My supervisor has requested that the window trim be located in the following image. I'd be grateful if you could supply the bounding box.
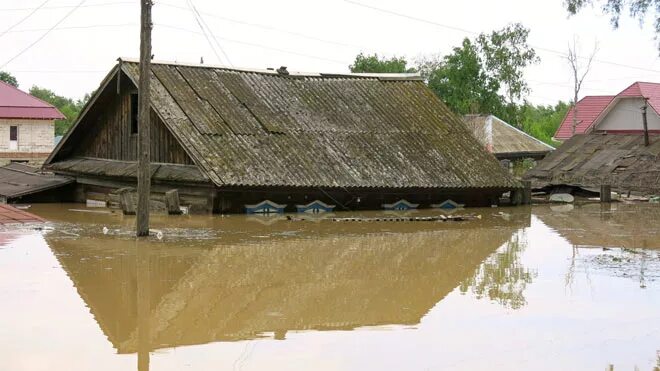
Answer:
[9,125,18,142]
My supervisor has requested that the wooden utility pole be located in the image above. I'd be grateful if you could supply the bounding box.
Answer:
[137,0,152,237]
[642,99,650,147]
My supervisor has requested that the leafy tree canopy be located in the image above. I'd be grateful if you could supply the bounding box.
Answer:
[29,86,91,136]
[477,23,539,104]
[425,38,505,118]
[349,53,412,73]
[520,101,569,146]
[0,71,18,87]
[421,23,539,125]
[565,0,660,50]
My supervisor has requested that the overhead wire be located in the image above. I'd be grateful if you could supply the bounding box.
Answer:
[4,23,137,34]
[342,0,660,74]
[0,1,132,11]
[0,0,50,39]
[157,1,365,50]
[187,0,234,66]
[185,0,226,64]
[1,0,87,69]
[155,23,346,65]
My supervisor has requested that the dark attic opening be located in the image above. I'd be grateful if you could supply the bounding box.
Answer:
[130,93,139,135]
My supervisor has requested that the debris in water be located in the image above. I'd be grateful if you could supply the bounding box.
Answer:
[69,209,113,214]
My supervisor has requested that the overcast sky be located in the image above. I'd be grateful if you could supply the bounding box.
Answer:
[1,0,659,105]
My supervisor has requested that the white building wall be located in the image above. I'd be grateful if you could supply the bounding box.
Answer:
[0,119,54,153]
[596,97,660,131]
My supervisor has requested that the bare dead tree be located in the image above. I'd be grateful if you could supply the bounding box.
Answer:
[567,38,598,136]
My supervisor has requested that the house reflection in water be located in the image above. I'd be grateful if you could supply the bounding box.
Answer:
[43,210,531,369]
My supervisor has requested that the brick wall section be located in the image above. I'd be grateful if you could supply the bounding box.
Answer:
[0,119,54,153]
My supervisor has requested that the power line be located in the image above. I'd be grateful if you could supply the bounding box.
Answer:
[185,0,225,64]
[186,0,233,66]
[0,0,50,39]
[342,0,660,74]
[1,0,87,69]
[0,1,132,11]
[4,23,137,34]
[157,1,365,50]
[155,23,347,65]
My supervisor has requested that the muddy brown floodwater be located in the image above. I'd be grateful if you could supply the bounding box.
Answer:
[1,203,659,371]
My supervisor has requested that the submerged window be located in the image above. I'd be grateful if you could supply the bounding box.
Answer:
[9,126,17,141]
[130,93,139,134]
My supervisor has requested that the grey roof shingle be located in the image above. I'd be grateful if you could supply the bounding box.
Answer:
[525,133,660,194]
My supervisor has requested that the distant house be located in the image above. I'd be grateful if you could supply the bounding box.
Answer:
[463,114,554,161]
[44,58,521,213]
[0,81,64,165]
[528,82,660,195]
[554,82,660,141]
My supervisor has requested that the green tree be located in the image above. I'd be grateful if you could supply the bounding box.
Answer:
[420,24,538,126]
[0,71,18,87]
[520,101,569,146]
[425,39,505,117]
[566,0,660,50]
[29,86,91,135]
[477,23,539,105]
[349,53,412,73]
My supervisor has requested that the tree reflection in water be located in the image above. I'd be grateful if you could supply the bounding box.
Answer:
[458,231,537,309]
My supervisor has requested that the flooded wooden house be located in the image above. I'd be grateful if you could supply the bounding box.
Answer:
[527,82,660,195]
[525,133,660,195]
[45,59,521,213]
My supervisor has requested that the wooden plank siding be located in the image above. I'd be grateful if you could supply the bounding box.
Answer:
[68,74,193,165]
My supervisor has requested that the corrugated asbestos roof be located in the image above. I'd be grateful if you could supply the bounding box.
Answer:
[0,164,73,199]
[0,81,65,120]
[524,133,660,194]
[463,115,553,157]
[113,60,518,189]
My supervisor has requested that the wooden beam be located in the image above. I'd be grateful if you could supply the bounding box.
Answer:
[119,188,136,215]
[137,0,153,236]
[165,189,182,215]
[600,184,612,203]
[642,99,650,147]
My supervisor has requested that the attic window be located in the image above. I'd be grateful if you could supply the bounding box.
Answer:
[130,93,138,134]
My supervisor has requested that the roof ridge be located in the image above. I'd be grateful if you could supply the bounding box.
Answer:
[117,57,423,81]
[489,115,555,150]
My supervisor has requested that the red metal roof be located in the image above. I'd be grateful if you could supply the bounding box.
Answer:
[555,81,660,140]
[617,81,660,114]
[554,95,614,140]
[0,80,65,120]
[0,204,45,225]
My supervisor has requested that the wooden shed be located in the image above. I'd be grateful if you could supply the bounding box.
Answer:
[45,59,521,213]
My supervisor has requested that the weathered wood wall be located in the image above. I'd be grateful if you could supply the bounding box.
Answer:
[67,73,193,165]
